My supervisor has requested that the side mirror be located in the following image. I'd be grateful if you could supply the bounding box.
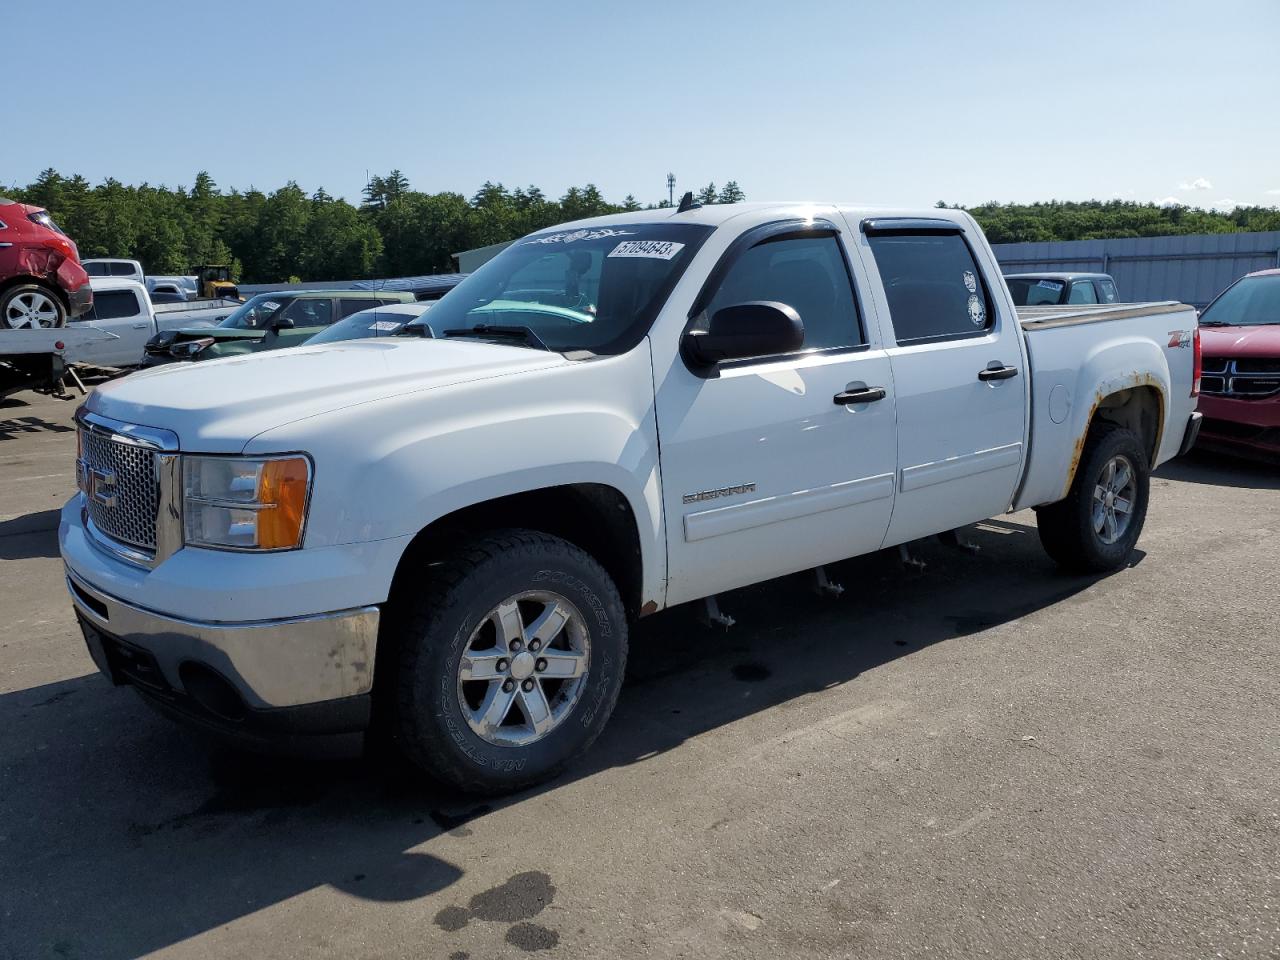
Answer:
[683,301,803,366]
[271,316,295,331]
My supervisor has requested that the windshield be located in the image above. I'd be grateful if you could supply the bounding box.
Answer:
[306,306,430,345]
[424,222,714,354]
[219,294,297,329]
[1199,275,1280,327]
[1005,277,1065,306]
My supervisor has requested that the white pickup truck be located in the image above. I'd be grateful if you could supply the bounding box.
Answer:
[60,203,1203,793]
[64,278,240,368]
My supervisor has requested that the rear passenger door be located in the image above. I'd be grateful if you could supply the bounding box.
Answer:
[851,218,1027,546]
[68,288,150,367]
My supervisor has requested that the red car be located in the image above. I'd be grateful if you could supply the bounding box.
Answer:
[0,197,92,329]
[1195,268,1280,461]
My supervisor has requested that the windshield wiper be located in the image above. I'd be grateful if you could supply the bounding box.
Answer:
[442,323,552,351]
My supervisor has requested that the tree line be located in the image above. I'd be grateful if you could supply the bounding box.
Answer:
[5,167,1278,283]
[3,169,746,284]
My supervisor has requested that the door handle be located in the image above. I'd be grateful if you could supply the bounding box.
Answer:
[132,323,148,329]
[833,383,887,405]
[978,363,1019,382]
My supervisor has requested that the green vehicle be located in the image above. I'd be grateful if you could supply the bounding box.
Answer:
[141,289,417,365]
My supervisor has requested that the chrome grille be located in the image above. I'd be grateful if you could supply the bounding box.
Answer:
[79,427,158,551]
[1200,358,1280,399]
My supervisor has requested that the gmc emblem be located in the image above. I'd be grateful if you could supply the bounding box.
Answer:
[88,468,118,508]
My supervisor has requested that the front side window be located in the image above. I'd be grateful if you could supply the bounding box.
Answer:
[1068,280,1099,305]
[703,233,863,352]
[281,298,333,327]
[1199,275,1280,327]
[1006,277,1065,306]
[866,232,995,344]
[79,290,139,321]
[424,222,714,354]
[219,295,297,329]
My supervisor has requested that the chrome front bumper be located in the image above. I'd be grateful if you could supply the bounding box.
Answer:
[66,568,378,713]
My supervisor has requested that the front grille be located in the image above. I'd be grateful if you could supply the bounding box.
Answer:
[79,426,159,551]
[1200,358,1280,399]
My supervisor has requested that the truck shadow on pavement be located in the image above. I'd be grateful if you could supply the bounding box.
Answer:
[0,509,62,560]
[0,518,1123,960]
[1155,452,1279,491]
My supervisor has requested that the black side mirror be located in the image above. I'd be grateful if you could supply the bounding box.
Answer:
[271,316,295,331]
[683,301,803,366]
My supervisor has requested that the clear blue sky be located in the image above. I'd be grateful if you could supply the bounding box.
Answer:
[4,0,1278,210]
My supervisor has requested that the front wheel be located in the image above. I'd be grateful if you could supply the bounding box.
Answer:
[391,530,627,794]
[1,283,67,329]
[1036,423,1150,573]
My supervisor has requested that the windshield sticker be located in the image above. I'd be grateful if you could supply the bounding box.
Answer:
[967,295,986,327]
[524,227,635,246]
[1037,280,1064,291]
[607,240,686,260]
[262,300,281,310]
[963,270,977,293]
[370,320,401,332]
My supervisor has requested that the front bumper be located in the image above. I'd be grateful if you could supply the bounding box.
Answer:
[1195,392,1280,460]
[67,568,378,737]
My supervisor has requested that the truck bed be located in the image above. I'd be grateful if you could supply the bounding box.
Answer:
[1017,301,1188,330]
[1014,300,1199,511]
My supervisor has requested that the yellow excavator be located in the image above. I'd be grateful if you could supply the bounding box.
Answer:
[191,265,241,301]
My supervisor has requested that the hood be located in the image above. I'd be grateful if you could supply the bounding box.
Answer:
[86,338,568,452]
[1200,324,1280,358]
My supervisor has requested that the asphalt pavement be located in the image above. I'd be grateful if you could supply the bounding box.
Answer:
[1,387,1277,960]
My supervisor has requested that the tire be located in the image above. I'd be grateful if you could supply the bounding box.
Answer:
[391,529,628,794]
[1036,422,1150,573]
[1,283,67,330]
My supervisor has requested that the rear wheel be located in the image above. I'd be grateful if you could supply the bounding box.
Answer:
[1,283,66,329]
[1036,423,1150,573]
[391,530,627,794]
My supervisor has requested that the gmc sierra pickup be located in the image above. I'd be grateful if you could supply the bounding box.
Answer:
[61,203,1203,793]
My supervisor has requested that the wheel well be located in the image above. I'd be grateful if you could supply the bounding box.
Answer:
[0,275,67,308]
[388,483,645,621]
[1093,385,1162,464]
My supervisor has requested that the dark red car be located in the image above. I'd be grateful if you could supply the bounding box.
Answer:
[1195,268,1280,461]
[0,198,92,329]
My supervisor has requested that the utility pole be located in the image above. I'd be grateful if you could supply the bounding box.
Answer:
[667,173,676,207]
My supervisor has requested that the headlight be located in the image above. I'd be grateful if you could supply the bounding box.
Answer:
[170,337,215,358]
[183,455,311,550]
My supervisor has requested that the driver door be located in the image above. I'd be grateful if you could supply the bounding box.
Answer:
[654,222,899,606]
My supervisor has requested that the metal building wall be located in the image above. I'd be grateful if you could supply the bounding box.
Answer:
[992,231,1280,308]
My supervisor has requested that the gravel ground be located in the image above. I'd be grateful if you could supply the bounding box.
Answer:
[1,388,1276,960]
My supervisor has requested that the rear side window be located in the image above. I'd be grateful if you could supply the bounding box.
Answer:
[1098,279,1118,303]
[108,262,137,277]
[84,262,110,277]
[81,290,140,321]
[1067,281,1099,305]
[705,234,864,351]
[338,298,384,318]
[866,233,994,344]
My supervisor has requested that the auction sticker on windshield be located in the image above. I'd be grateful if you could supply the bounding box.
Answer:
[607,240,686,260]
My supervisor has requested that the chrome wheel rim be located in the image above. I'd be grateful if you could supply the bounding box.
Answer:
[4,290,60,329]
[1091,454,1136,545]
[456,590,591,747]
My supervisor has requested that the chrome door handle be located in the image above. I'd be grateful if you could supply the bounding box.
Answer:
[978,364,1019,382]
